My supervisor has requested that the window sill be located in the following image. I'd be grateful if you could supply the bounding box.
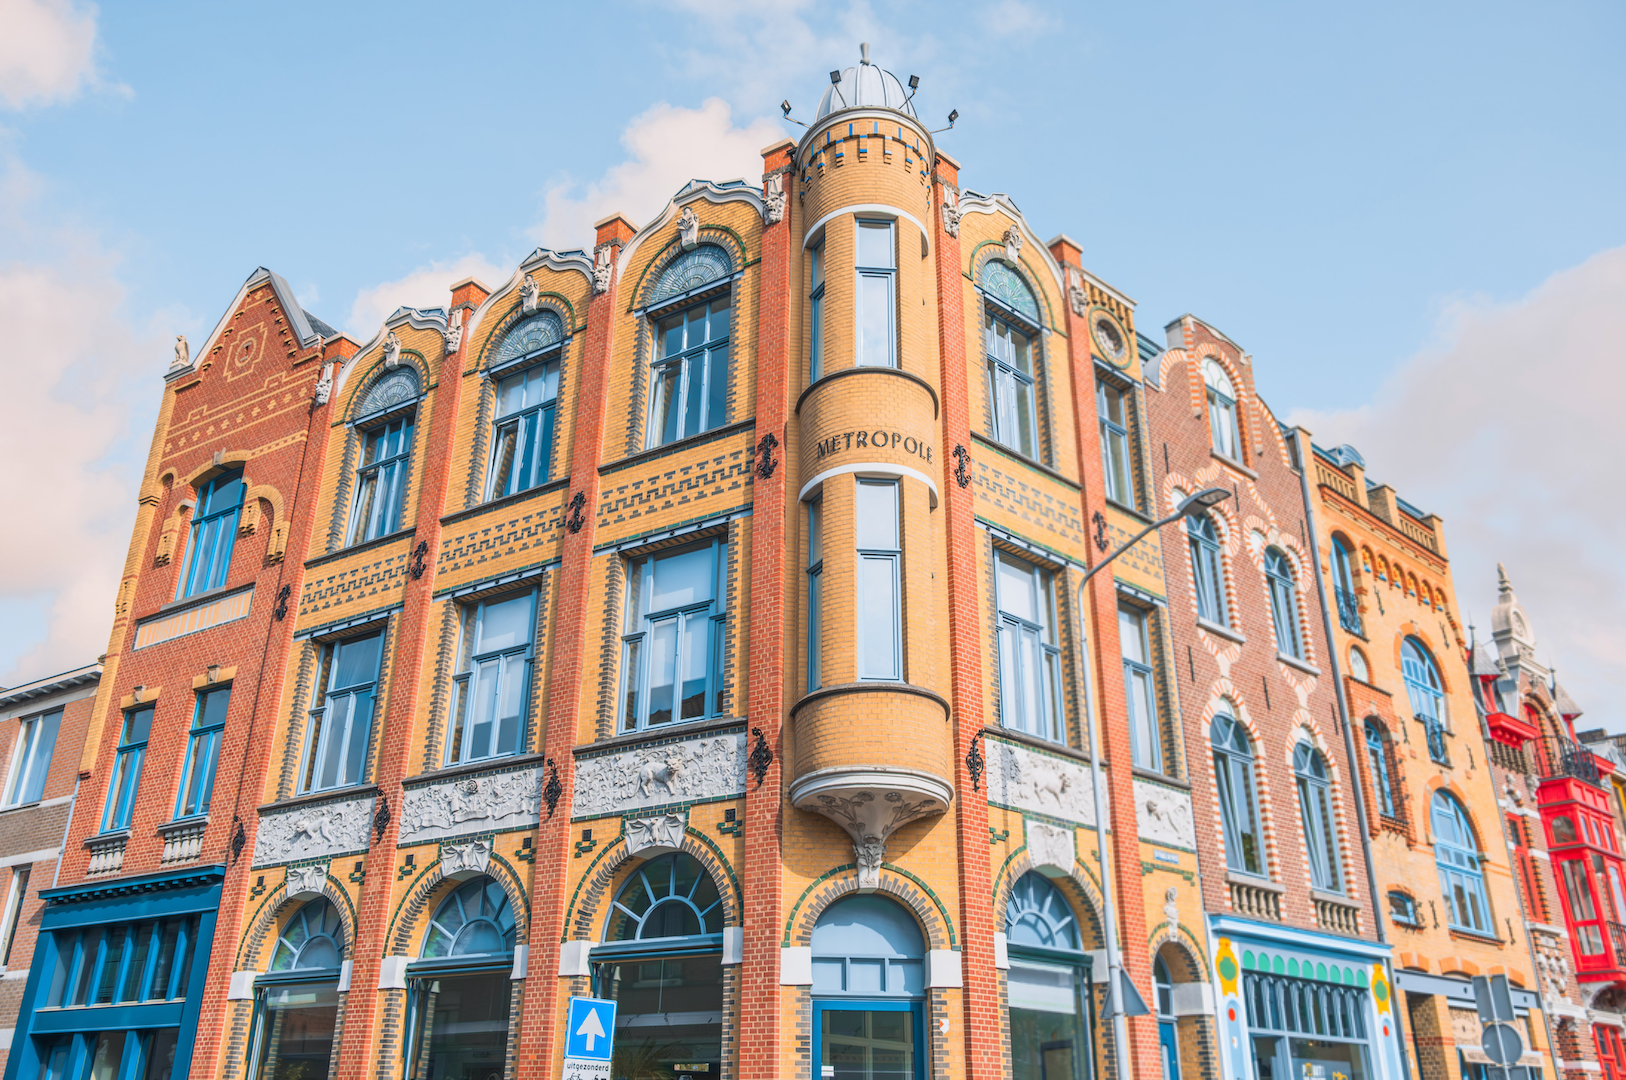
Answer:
[1210,452,1258,480]
[1276,653,1321,677]
[259,783,380,815]
[1131,766,1190,791]
[1196,618,1245,645]
[599,417,756,477]
[1447,926,1504,946]
[969,432,1081,490]
[982,725,1090,765]
[157,815,208,836]
[147,581,254,620]
[1225,870,1282,892]
[85,829,130,849]
[305,526,416,570]
[405,752,547,787]
[574,715,747,757]
[1311,888,1352,905]
[440,478,570,528]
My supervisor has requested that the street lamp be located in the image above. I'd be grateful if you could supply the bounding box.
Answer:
[1078,486,1229,1078]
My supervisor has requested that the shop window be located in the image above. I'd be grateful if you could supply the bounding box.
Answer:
[595,854,725,1078]
[812,895,926,1080]
[447,592,535,765]
[175,687,229,820]
[1203,360,1241,461]
[1187,515,1227,627]
[1006,873,1093,1080]
[408,878,516,1080]
[1294,744,1343,893]
[857,480,901,681]
[1213,714,1265,877]
[1097,379,1134,508]
[987,310,1037,457]
[1432,792,1492,934]
[251,899,344,1080]
[299,631,383,794]
[486,359,560,500]
[48,914,199,1007]
[1364,720,1397,820]
[4,706,61,806]
[1265,549,1303,660]
[648,294,731,447]
[101,705,153,833]
[995,552,1063,743]
[178,469,244,599]
[349,411,415,546]
[620,538,729,732]
[856,220,896,368]
[1120,605,1163,772]
[1244,971,1372,1078]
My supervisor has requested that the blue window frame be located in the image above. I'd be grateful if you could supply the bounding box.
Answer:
[996,551,1063,743]
[175,687,229,819]
[251,899,345,1080]
[619,539,730,732]
[857,480,902,681]
[1331,537,1363,636]
[809,243,825,381]
[402,879,515,1080]
[1403,637,1449,764]
[486,360,560,500]
[648,295,730,448]
[4,707,61,806]
[101,706,153,833]
[1213,714,1264,876]
[1005,873,1094,1080]
[299,631,383,794]
[1187,515,1227,627]
[1097,378,1133,507]
[812,895,926,1080]
[1294,743,1343,893]
[1364,720,1397,820]
[856,219,896,368]
[807,499,823,691]
[177,469,244,599]
[1265,548,1303,659]
[1120,605,1163,771]
[447,592,535,765]
[349,415,415,545]
[1433,791,1493,933]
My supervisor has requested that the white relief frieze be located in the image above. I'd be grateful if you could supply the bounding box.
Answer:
[253,795,375,868]
[573,733,746,819]
[985,740,1096,826]
[1134,778,1196,850]
[400,767,544,845]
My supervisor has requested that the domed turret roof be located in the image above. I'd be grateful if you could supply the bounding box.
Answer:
[816,43,916,119]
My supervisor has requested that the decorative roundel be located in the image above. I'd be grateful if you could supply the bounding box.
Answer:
[1092,314,1128,362]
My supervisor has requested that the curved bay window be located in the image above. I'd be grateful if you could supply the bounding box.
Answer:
[1293,744,1342,893]
[1431,792,1492,935]
[594,853,725,1078]
[299,630,383,794]
[1005,873,1094,1080]
[407,877,516,1080]
[996,551,1063,743]
[1213,714,1265,876]
[178,468,244,599]
[812,895,926,1080]
[251,899,344,1080]
[447,591,535,765]
[1265,549,1303,660]
[1203,359,1240,461]
[1245,969,1373,1079]
[620,538,729,732]
[1187,515,1227,627]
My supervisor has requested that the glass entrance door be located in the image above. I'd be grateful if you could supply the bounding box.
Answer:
[814,1001,923,1080]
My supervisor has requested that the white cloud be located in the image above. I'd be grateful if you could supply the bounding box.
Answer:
[0,0,102,110]
[1291,246,1626,729]
[346,253,506,339]
[980,0,1055,37]
[530,98,785,252]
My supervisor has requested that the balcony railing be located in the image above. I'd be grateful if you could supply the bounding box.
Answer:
[1314,895,1362,936]
[1424,718,1450,766]
[1229,876,1283,922]
[1610,921,1626,965]
[1534,736,1602,786]
[1335,587,1363,637]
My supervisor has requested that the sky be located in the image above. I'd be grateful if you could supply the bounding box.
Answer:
[0,0,1622,723]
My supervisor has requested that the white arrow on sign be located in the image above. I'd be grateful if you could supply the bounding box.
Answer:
[576,1006,607,1051]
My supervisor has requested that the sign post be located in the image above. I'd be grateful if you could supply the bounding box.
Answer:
[562,996,617,1080]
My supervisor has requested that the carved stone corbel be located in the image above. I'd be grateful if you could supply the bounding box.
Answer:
[1003,227,1024,265]
[679,205,700,250]
[762,173,786,225]
[940,190,961,238]
[592,247,613,295]
[285,862,329,899]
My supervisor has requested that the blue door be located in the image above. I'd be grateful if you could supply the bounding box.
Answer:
[1159,1021,1181,1080]
[810,896,929,1080]
[813,1000,925,1080]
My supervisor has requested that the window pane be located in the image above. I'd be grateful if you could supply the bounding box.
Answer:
[810,292,824,380]
[647,620,678,726]
[408,973,511,1080]
[708,298,730,340]
[600,955,723,1077]
[857,221,894,268]
[658,315,684,359]
[651,547,715,611]
[859,273,893,367]
[682,348,706,437]
[197,688,230,729]
[705,345,729,431]
[996,555,1036,622]
[478,595,532,653]
[332,634,382,690]
[254,983,340,1080]
[1014,383,1036,457]
[860,556,899,680]
[621,639,642,731]
[651,363,681,446]
[1118,608,1147,665]
[855,482,898,550]
[496,653,526,755]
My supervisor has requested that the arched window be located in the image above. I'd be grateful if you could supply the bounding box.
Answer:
[1402,637,1445,726]
[486,312,563,501]
[983,260,1040,460]
[348,369,419,546]
[1331,536,1362,635]
[407,877,516,1079]
[1212,715,1264,876]
[1432,792,1492,934]
[178,469,245,599]
[1005,873,1092,1080]
[1187,515,1228,626]
[647,247,732,448]
[1154,951,1183,1079]
[1294,744,1342,893]
[595,854,726,1076]
[1364,720,1397,820]
[251,899,344,1080]
[1265,549,1303,660]
[812,895,926,1080]
[1203,359,1240,460]
[1347,645,1369,684]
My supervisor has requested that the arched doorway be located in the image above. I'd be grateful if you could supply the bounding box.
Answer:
[1005,872,1094,1080]
[405,876,516,1078]
[249,897,345,1079]
[812,895,927,1080]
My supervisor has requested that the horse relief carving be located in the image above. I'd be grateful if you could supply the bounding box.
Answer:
[253,796,375,868]
[985,741,1095,826]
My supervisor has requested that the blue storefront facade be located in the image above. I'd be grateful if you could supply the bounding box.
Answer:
[2,867,221,1080]
[1209,916,1405,1080]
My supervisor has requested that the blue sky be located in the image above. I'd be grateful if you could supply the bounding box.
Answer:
[2,0,1623,720]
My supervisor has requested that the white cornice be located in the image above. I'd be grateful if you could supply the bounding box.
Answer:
[616,180,765,277]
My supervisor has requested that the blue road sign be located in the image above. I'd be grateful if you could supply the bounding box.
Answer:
[565,997,617,1062]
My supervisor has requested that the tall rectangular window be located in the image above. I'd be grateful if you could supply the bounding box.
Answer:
[987,313,1037,457]
[807,501,823,691]
[620,539,729,732]
[102,705,153,832]
[3,707,61,806]
[1187,516,1228,626]
[648,297,730,448]
[486,361,559,500]
[300,632,383,793]
[809,245,825,382]
[1096,379,1134,508]
[856,220,896,368]
[350,416,415,545]
[856,480,901,680]
[1119,606,1162,772]
[448,592,535,764]
[0,867,26,969]
[995,552,1063,742]
[178,469,244,599]
[175,687,229,819]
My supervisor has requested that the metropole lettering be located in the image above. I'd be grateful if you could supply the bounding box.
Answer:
[814,428,934,464]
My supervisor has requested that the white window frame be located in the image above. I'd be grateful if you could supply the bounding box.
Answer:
[855,220,896,368]
[3,708,61,807]
[1120,604,1163,772]
[855,479,902,681]
[447,591,537,765]
[995,552,1064,743]
[1096,377,1134,508]
[619,538,730,733]
[1203,359,1241,461]
[299,631,384,794]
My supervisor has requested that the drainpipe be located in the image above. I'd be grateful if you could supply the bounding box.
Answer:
[1293,428,1413,1080]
